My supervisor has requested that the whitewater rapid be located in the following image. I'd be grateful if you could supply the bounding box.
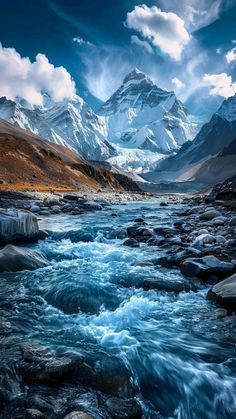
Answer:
[1,200,236,418]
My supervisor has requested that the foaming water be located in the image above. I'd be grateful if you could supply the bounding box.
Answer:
[1,200,236,418]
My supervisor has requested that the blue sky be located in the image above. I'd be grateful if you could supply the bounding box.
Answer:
[0,0,236,116]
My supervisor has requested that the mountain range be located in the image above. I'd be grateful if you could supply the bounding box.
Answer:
[0,69,198,173]
[143,94,236,186]
[0,68,235,190]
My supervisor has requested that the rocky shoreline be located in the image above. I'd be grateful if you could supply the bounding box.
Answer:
[0,186,236,418]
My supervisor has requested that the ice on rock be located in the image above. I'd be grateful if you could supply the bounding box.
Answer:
[0,208,39,243]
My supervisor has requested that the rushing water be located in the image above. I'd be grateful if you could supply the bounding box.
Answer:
[1,200,236,418]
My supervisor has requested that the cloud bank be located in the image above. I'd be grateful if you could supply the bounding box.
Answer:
[0,43,75,105]
[126,5,190,60]
[203,73,236,97]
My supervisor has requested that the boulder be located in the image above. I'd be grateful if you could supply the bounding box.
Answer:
[199,210,221,220]
[127,225,153,242]
[19,343,81,386]
[0,245,49,272]
[30,205,41,213]
[0,208,39,244]
[193,234,215,246]
[160,202,168,207]
[44,197,60,207]
[229,216,236,227]
[25,409,48,419]
[104,396,142,419]
[64,413,93,419]
[207,274,236,309]
[180,255,234,280]
[141,278,192,293]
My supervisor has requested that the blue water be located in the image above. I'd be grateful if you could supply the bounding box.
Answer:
[1,200,236,418]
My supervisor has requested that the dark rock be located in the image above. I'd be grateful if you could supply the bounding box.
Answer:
[127,225,153,242]
[207,273,236,309]
[19,343,82,386]
[0,245,49,272]
[180,256,234,280]
[160,202,168,207]
[64,412,93,419]
[123,238,140,247]
[134,218,145,223]
[24,409,48,419]
[104,396,142,419]
[141,278,192,293]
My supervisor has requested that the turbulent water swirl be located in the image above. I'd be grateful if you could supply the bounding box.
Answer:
[1,200,236,418]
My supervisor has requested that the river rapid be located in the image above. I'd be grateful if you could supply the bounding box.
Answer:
[1,199,236,419]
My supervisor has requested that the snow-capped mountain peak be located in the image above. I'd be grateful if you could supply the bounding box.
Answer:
[216,94,236,122]
[97,68,197,169]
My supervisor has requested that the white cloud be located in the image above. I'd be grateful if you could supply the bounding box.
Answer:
[216,47,222,55]
[131,35,153,54]
[0,43,75,105]
[126,5,190,60]
[203,73,236,98]
[172,77,185,90]
[226,47,236,63]
[73,37,93,47]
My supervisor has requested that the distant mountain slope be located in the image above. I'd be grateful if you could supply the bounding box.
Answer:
[0,95,115,161]
[0,118,139,192]
[143,94,236,185]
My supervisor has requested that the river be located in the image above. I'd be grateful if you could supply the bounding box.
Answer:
[1,199,236,418]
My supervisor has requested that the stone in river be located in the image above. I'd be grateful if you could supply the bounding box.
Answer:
[141,277,192,293]
[180,255,234,280]
[0,245,49,272]
[0,208,39,244]
[229,216,236,227]
[64,412,93,419]
[207,273,236,309]
[104,396,142,419]
[199,210,221,220]
[123,238,140,247]
[25,409,48,419]
[193,233,215,246]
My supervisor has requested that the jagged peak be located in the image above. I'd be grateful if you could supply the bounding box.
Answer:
[123,68,148,84]
[216,93,236,122]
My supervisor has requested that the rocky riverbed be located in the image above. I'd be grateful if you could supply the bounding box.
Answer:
[0,190,236,418]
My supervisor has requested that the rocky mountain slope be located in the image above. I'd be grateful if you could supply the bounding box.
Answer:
[0,95,114,161]
[0,118,139,192]
[143,94,236,185]
[98,68,198,172]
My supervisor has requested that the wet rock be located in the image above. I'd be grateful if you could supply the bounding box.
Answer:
[104,396,142,419]
[193,234,215,246]
[64,412,93,419]
[199,209,221,221]
[75,355,135,398]
[180,255,234,280]
[160,202,168,207]
[215,235,226,244]
[20,343,82,386]
[30,205,41,213]
[207,273,236,309]
[226,239,236,247]
[213,217,226,226]
[0,208,39,244]
[25,408,48,419]
[134,217,145,223]
[141,278,192,293]
[229,216,236,226]
[123,239,140,247]
[127,225,153,242]
[0,245,49,272]
[44,197,60,207]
